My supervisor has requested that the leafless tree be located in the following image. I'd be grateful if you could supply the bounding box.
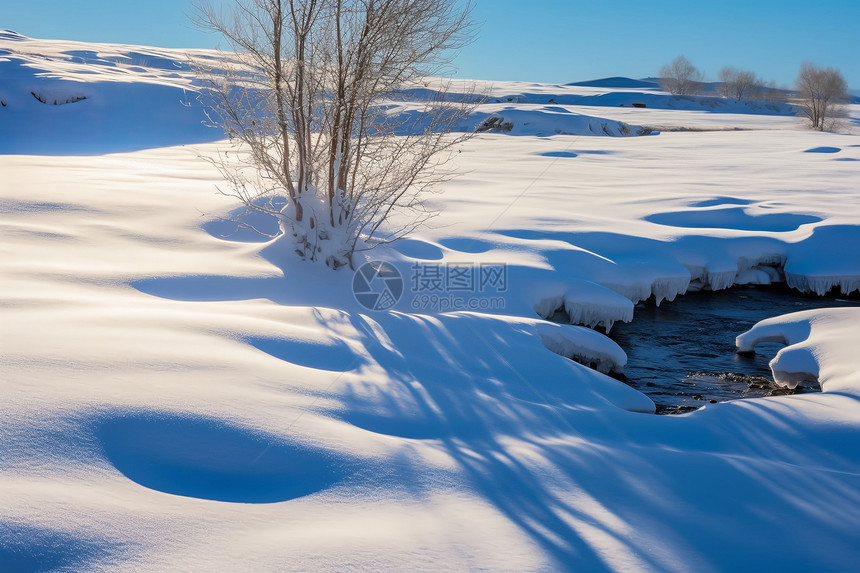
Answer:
[795,62,847,131]
[658,55,704,96]
[749,79,787,103]
[718,67,758,101]
[193,0,478,269]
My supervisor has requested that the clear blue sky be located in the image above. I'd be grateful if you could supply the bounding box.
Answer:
[2,0,858,88]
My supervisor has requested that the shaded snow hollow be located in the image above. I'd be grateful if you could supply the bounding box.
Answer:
[3,32,860,573]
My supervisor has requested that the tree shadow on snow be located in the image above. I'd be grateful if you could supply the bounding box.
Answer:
[130,219,860,569]
[327,311,681,570]
[338,313,860,570]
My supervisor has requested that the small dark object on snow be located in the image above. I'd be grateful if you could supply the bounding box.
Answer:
[476,115,514,133]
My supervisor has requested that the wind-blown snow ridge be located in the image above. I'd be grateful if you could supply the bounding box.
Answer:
[0,30,25,41]
[535,321,627,374]
[0,34,221,154]
[473,107,653,137]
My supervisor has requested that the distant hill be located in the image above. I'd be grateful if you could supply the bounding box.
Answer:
[566,77,660,89]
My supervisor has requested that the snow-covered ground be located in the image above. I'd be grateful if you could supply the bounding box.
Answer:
[3,33,860,572]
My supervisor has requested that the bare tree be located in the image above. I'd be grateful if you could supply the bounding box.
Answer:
[658,55,704,96]
[718,66,758,101]
[749,79,787,103]
[193,0,478,269]
[795,62,848,131]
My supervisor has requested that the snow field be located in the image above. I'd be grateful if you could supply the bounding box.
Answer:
[2,33,860,571]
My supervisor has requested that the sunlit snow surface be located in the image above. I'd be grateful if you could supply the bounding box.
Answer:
[3,32,860,571]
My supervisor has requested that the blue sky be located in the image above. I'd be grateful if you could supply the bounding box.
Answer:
[3,0,858,88]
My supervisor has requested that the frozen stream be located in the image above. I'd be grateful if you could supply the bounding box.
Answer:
[606,285,860,415]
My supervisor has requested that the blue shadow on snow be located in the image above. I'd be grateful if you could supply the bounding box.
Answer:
[96,412,354,503]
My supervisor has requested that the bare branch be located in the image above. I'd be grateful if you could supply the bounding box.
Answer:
[795,62,848,131]
[193,0,480,269]
[659,55,704,96]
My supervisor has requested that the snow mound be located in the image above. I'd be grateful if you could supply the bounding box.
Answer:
[437,237,497,254]
[535,322,626,373]
[393,238,445,260]
[0,30,25,41]
[0,34,220,154]
[737,308,860,393]
[203,199,285,243]
[473,108,652,137]
[691,197,753,208]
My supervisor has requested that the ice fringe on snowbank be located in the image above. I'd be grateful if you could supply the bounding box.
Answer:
[785,274,860,296]
[530,254,792,333]
[603,274,690,306]
[527,237,857,341]
[706,268,740,292]
[648,276,691,305]
[532,279,634,331]
[684,252,786,292]
[535,322,627,373]
[784,225,860,296]
[737,308,860,392]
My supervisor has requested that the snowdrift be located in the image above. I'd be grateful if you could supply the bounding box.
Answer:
[0,33,661,155]
[473,106,653,137]
[738,308,860,393]
[488,87,794,117]
[0,32,221,154]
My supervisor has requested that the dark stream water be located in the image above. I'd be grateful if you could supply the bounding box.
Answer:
[604,285,860,415]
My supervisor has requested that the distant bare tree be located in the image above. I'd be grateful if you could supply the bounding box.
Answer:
[718,67,758,101]
[795,62,847,131]
[193,0,478,269]
[659,55,704,96]
[749,79,787,103]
